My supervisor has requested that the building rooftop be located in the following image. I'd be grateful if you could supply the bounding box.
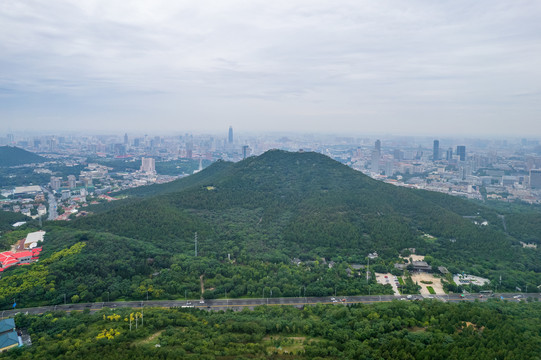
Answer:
[0,318,15,333]
[24,230,46,248]
[0,330,19,351]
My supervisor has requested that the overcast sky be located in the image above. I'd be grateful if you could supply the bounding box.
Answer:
[1,1,540,136]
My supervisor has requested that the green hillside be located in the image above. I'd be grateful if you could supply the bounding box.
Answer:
[1,150,539,308]
[75,150,520,262]
[0,146,46,167]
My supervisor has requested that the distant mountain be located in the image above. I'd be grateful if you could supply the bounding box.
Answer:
[0,146,46,167]
[74,150,526,265]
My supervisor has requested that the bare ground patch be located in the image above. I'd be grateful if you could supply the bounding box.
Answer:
[411,273,445,295]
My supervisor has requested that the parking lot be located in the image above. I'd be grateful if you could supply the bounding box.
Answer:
[375,273,400,295]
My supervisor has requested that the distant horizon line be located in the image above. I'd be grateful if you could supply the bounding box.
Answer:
[2,129,540,141]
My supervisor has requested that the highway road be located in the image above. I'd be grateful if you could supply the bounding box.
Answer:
[2,293,540,319]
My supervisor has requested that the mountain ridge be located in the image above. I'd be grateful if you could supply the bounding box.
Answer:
[0,146,46,167]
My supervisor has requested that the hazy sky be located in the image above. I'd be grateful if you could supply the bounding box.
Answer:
[1,1,541,136]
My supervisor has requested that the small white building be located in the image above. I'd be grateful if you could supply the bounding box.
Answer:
[24,230,46,249]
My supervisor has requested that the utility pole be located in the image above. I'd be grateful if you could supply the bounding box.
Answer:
[194,232,198,257]
[367,257,370,283]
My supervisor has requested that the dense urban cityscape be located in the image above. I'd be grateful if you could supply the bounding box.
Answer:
[2,128,541,224]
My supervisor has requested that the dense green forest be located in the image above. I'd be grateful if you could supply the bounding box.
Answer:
[5,300,541,359]
[0,146,46,167]
[0,210,29,233]
[0,150,540,308]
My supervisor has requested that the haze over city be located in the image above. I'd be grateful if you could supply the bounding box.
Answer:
[2,0,541,136]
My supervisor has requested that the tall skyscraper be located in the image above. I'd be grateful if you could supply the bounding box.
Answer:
[530,169,541,188]
[124,133,128,145]
[228,126,234,144]
[446,148,453,161]
[456,146,466,161]
[140,157,156,174]
[371,150,380,174]
[372,140,381,174]
[433,140,439,161]
[186,141,193,159]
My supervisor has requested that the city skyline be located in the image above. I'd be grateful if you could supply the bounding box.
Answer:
[1,1,541,136]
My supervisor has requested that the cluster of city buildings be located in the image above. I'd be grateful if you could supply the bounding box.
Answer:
[347,138,541,204]
[2,130,541,207]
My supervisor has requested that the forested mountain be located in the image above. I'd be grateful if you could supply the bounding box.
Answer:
[0,146,46,167]
[1,150,539,307]
[76,150,530,264]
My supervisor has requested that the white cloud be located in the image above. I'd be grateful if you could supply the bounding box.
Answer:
[1,0,541,135]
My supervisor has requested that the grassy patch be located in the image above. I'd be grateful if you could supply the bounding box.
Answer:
[427,286,436,294]
[398,277,405,286]
[263,336,313,355]
[135,330,164,346]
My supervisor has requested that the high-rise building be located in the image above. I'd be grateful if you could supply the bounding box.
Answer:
[456,146,466,161]
[140,157,156,174]
[384,160,394,176]
[242,145,251,159]
[530,169,541,188]
[80,176,92,187]
[67,175,76,189]
[124,133,128,145]
[446,148,453,161]
[228,126,234,144]
[433,140,439,161]
[371,150,380,174]
[186,141,193,159]
[371,140,381,174]
[50,176,62,191]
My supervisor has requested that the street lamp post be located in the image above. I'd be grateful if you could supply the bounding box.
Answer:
[64,293,66,305]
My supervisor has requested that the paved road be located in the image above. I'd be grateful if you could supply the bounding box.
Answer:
[2,293,539,318]
[43,187,58,220]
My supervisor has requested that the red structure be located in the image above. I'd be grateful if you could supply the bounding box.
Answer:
[0,247,42,272]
